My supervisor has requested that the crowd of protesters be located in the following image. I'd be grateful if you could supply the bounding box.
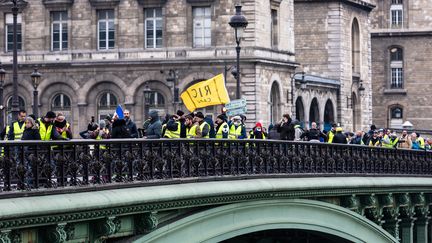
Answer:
[1,108,430,151]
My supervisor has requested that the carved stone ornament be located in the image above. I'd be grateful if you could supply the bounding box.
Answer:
[88,0,120,8]
[341,194,360,214]
[0,0,28,12]
[42,0,74,9]
[44,223,74,243]
[95,216,121,238]
[135,212,158,234]
[185,0,214,4]
[0,230,20,243]
[137,0,167,7]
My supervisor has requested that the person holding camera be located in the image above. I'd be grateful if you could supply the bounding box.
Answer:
[164,113,185,138]
[79,116,98,139]
[275,114,295,141]
[397,130,412,149]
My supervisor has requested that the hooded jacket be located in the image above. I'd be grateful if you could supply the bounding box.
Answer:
[145,110,162,139]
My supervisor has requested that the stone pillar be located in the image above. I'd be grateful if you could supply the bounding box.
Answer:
[415,218,429,243]
[400,220,414,243]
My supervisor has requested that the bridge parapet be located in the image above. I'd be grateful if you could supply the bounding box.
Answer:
[0,139,430,194]
[0,139,432,242]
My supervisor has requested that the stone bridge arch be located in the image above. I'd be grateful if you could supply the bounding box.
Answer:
[136,199,396,243]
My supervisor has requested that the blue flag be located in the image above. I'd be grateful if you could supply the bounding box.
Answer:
[115,104,124,119]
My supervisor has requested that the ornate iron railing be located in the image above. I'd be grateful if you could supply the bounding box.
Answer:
[0,139,431,195]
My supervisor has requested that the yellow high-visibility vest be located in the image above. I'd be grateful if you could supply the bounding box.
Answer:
[60,123,70,139]
[164,122,181,138]
[186,125,198,139]
[12,121,25,140]
[38,118,53,141]
[216,122,228,139]
[199,121,210,139]
[229,124,244,139]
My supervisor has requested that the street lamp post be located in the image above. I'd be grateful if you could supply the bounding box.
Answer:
[143,84,152,120]
[31,68,42,118]
[11,0,19,121]
[0,64,5,130]
[229,4,248,99]
[166,69,179,110]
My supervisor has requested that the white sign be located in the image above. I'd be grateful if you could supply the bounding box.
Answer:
[225,98,247,110]
[226,107,247,116]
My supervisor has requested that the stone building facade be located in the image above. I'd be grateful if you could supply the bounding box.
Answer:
[293,0,374,132]
[370,0,432,130]
[0,0,297,136]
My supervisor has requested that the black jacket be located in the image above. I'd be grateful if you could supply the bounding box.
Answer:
[332,132,347,144]
[300,128,326,141]
[125,118,138,138]
[111,119,131,138]
[21,128,41,140]
[276,120,295,140]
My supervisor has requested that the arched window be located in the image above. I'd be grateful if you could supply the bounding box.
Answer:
[390,0,403,28]
[144,90,166,121]
[270,82,281,124]
[389,106,403,128]
[149,91,165,109]
[390,47,403,89]
[295,97,305,127]
[309,98,320,128]
[391,107,403,119]
[324,100,334,132]
[98,92,118,121]
[51,93,72,122]
[351,18,360,75]
[6,96,25,125]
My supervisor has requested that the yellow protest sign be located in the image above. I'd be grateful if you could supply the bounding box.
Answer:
[180,74,230,112]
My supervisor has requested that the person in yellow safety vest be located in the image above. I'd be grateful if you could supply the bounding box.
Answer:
[2,125,10,141]
[228,116,247,139]
[89,120,110,149]
[54,113,73,139]
[368,131,382,147]
[163,114,183,138]
[7,109,27,140]
[37,111,66,141]
[184,115,199,138]
[382,130,398,148]
[416,132,425,149]
[193,112,210,138]
[326,123,337,143]
[214,114,229,139]
[249,122,267,139]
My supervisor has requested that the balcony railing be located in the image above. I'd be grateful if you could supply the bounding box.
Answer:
[0,139,431,195]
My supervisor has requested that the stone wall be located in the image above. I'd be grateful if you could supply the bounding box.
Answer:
[294,0,373,131]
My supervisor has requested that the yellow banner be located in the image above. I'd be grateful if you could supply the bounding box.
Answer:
[180,74,230,112]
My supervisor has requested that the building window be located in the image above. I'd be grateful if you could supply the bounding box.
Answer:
[193,7,211,48]
[351,18,360,75]
[52,93,71,110]
[51,11,68,51]
[98,92,117,121]
[52,93,72,122]
[271,9,278,48]
[390,0,403,28]
[145,8,163,49]
[6,96,25,125]
[98,10,115,50]
[390,47,403,89]
[390,106,403,128]
[391,107,403,119]
[5,13,22,52]
[148,91,165,109]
